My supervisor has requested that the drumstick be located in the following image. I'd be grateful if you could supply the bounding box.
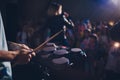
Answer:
[12,30,63,67]
[8,29,63,52]
[33,30,63,52]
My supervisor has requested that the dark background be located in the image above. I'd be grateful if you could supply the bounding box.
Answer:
[0,0,120,41]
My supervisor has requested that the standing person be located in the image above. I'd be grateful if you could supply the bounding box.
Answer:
[44,2,75,47]
[0,12,35,80]
[104,41,120,80]
[16,22,34,47]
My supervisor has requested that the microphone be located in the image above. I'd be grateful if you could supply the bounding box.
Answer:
[63,15,71,25]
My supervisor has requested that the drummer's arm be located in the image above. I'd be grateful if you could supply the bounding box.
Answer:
[0,50,19,61]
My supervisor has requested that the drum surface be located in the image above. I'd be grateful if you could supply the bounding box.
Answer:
[43,46,56,52]
[50,57,70,70]
[52,57,69,64]
[53,49,69,55]
[71,48,82,53]
[46,42,57,47]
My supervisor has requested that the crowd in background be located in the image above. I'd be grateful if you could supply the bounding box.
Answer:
[14,16,120,80]
[12,2,120,80]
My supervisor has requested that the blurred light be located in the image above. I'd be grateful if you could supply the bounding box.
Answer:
[111,0,119,5]
[114,42,120,48]
[109,21,114,26]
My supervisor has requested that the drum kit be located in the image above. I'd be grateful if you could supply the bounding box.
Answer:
[31,30,87,80]
[10,26,88,80]
[32,41,87,80]
[35,42,70,69]
[31,29,86,67]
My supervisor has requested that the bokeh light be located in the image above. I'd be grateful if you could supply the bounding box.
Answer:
[114,42,120,48]
[109,21,114,26]
[110,0,119,6]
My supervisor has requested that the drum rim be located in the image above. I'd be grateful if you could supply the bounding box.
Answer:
[52,57,69,64]
[71,48,82,52]
[53,49,69,55]
[42,46,56,52]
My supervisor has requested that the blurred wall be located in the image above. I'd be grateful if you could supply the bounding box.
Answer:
[18,0,50,24]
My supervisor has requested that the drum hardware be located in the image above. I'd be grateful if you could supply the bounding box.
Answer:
[57,45,69,50]
[66,48,87,69]
[71,48,87,57]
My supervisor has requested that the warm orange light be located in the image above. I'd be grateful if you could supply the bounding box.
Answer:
[109,21,114,26]
[114,42,120,48]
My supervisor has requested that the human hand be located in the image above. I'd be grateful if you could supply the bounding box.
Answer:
[8,41,30,50]
[63,12,69,17]
[14,49,35,65]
